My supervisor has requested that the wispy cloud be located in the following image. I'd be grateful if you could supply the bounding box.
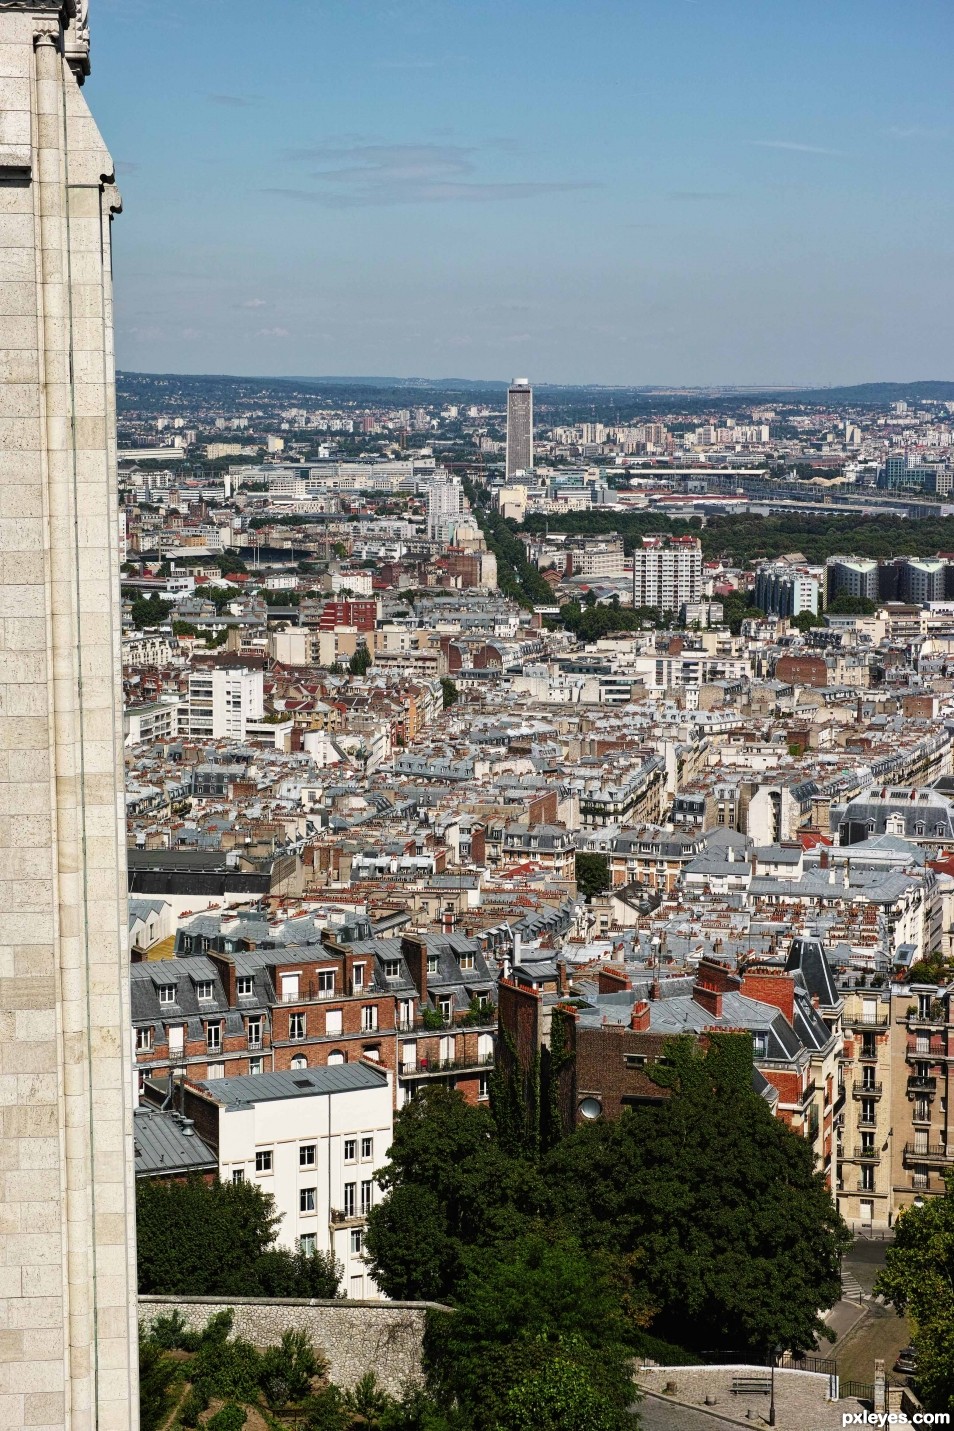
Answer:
[886,125,949,141]
[208,93,257,108]
[238,298,267,309]
[257,326,290,338]
[272,140,597,207]
[749,140,845,156]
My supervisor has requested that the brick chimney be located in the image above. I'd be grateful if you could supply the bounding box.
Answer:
[630,999,651,1031]
[693,981,723,1018]
[401,933,429,1002]
[598,965,632,994]
[741,966,795,1025]
[557,962,570,995]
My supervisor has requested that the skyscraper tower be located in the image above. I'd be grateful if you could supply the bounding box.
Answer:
[505,377,533,477]
[0,3,139,1426]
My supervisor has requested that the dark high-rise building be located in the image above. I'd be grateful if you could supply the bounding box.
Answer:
[506,378,533,477]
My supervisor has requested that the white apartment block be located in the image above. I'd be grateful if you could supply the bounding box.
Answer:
[187,667,265,740]
[632,536,703,611]
[426,475,465,539]
[199,1064,394,1299]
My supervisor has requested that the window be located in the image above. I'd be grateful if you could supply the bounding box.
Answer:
[255,1150,273,1174]
[383,960,401,979]
[318,970,335,999]
[343,1182,356,1217]
[289,1014,306,1041]
[135,1027,152,1053]
[360,1179,373,1214]
[246,1017,262,1049]
[206,1062,224,1080]
[361,1136,373,1160]
[478,1075,490,1101]
[196,981,215,1002]
[861,1165,874,1191]
[328,1050,345,1066]
[158,984,176,1006]
[352,964,365,991]
[232,1169,245,1184]
[426,955,439,974]
[350,1229,364,1255]
[299,1234,317,1256]
[361,1005,378,1033]
[344,1138,357,1162]
[325,1009,342,1036]
[248,1057,263,1075]
[291,1054,308,1071]
[752,1034,767,1059]
[206,1023,222,1052]
[460,952,475,970]
[168,1024,184,1055]
[281,973,300,1003]
[237,976,254,998]
[300,1144,316,1167]
[300,1187,316,1213]
[439,998,452,1023]
[398,1000,414,1030]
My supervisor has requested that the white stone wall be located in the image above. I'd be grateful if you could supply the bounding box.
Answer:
[0,4,137,1428]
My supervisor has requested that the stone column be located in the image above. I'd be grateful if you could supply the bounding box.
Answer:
[0,3,137,1428]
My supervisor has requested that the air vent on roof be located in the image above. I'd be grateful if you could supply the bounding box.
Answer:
[293,1078,313,1089]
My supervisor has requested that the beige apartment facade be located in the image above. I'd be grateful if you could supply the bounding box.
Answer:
[0,4,138,1428]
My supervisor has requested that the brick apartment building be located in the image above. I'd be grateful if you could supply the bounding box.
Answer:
[132,911,497,1108]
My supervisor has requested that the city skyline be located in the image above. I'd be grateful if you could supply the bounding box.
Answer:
[95,0,954,386]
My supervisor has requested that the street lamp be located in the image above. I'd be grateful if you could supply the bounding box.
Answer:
[769,1344,783,1427]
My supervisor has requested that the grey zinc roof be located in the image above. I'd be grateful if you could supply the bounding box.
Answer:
[197,1063,389,1109]
[133,1107,218,1176]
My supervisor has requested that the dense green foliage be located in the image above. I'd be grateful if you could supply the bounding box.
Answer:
[557,600,665,641]
[136,1176,342,1298]
[468,501,553,607]
[348,644,372,676]
[367,1059,849,1370]
[440,677,459,709]
[826,593,878,614]
[575,852,610,899]
[127,591,173,629]
[522,508,954,566]
[876,1173,954,1412]
[138,1330,179,1431]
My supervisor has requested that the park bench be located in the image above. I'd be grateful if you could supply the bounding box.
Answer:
[730,1374,772,1396]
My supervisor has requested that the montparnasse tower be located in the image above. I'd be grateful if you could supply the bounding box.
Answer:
[0,3,138,1427]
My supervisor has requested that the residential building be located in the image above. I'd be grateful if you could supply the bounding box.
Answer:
[632,535,703,612]
[186,666,265,739]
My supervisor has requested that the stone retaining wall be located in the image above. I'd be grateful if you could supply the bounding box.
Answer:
[139,1295,443,1395]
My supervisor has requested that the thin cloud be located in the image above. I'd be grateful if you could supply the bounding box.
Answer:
[238,298,267,309]
[272,141,596,207]
[749,140,845,155]
[886,125,949,141]
[257,326,290,338]
[208,93,258,108]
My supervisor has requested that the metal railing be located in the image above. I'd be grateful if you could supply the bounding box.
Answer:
[903,1142,954,1163]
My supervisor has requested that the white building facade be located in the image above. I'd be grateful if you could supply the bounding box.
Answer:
[187,667,265,740]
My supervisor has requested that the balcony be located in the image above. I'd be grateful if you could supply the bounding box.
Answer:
[852,1082,882,1099]
[851,1146,881,1162]
[905,1041,946,1063]
[857,1115,877,1128]
[858,1047,879,1063]
[903,1143,954,1166]
[907,1075,937,1094]
[399,1054,495,1079]
[844,1012,890,1029]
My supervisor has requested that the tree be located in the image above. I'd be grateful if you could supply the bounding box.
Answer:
[791,609,824,631]
[875,1173,954,1412]
[349,645,372,676]
[440,678,459,710]
[575,853,610,900]
[127,592,173,630]
[136,1177,342,1299]
[364,1088,543,1301]
[827,593,877,615]
[423,1235,636,1431]
[542,1035,850,1356]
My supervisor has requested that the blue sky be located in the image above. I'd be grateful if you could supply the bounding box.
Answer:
[95,0,954,386]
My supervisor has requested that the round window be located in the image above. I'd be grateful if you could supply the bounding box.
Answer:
[578,1097,603,1120]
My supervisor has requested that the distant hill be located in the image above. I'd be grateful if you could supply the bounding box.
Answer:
[116,371,954,414]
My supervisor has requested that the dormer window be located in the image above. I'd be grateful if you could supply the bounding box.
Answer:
[237,976,254,997]
[427,955,440,974]
[752,1033,767,1058]
[196,981,215,1002]
[383,960,401,979]
[158,985,176,1006]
